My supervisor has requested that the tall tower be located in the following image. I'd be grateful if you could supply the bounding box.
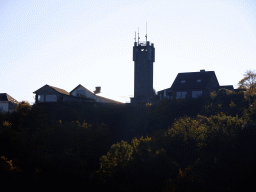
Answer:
[130,30,155,103]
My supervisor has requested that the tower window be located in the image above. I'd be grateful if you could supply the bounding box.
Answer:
[197,79,201,82]
[181,80,186,83]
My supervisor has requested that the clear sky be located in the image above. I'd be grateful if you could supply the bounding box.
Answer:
[1,0,256,104]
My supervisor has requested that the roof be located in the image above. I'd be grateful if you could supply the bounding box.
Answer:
[170,71,219,90]
[71,84,122,103]
[158,88,172,94]
[96,95,123,104]
[33,84,70,95]
[48,85,70,95]
[0,93,19,104]
[219,85,234,90]
[69,84,93,95]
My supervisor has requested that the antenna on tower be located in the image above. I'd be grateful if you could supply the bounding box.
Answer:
[145,22,147,42]
[134,31,136,42]
[138,27,140,44]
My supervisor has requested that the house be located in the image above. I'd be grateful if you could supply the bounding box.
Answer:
[0,93,19,113]
[158,70,233,100]
[33,84,79,103]
[70,84,122,103]
[33,84,122,104]
[70,85,122,103]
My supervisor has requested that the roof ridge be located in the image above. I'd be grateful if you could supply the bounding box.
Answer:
[0,93,19,103]
[48,85,70,95]
[70,84,94,94]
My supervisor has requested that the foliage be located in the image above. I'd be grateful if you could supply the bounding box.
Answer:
[160,116,208,168]
[97,136,179,192]
[1,91,256,191]
[202,89,247,117]
[0,156,23,189]
[16,101,31,116]
[238,69,256,98]
[97,140,134,184]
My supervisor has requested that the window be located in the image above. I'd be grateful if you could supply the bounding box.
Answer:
[176,91,187,99]
[38,95,44,102]
[197,79,201,82]
[192,91,202,98]
[46,95,57,102]
[77,90,86,96]
[181,80,186,83]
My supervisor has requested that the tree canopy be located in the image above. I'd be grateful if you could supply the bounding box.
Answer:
[238,70,256,97]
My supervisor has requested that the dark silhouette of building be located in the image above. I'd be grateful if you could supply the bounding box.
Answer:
[33,84,122,104]
[158,70,232,100]
[130,35,155,103]
[0,93,19,113]
[33,84,79,103]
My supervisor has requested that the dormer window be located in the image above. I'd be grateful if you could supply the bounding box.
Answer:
[181,80,186,83]
[197,79,201,82]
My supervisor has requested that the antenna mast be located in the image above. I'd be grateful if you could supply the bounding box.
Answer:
[145,22,147,42]
[134,31,136,42]
[138,27,140,44]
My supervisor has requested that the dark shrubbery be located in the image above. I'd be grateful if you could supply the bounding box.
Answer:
[1,87,256,191]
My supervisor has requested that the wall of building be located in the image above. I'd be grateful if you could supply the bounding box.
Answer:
[132,42,155,103]
[63,95,79,102]
[37,94,59,102]
[70,86,96,100]
[0,102,9,112]
[205,75,220,96]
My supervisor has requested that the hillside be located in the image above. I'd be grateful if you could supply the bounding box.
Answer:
[0,89,256,191]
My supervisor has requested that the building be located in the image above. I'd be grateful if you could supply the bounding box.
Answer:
[70,84,120,103]
[33,84,79,103]
[33,84,122,104]
[158,70,234,100]
[130,35,155,103]
[0,93,19,113]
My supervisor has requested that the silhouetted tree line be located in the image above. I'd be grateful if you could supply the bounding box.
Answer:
[1,72,256,191]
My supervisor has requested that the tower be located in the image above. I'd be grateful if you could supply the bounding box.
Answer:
[130,29,155,103]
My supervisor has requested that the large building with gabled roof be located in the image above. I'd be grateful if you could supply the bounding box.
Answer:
[157,70,234,100]
[33,84,79,103]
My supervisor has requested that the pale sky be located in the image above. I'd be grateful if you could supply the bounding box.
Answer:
[1,0,256,104]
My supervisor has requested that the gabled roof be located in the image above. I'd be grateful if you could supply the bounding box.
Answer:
[0,93,19,104]
[69,84,93,95]
[170,71,219,90]
[33,84,70,95]
[48,85,70,95]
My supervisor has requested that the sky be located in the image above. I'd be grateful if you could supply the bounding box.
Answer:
[1,0,256,104]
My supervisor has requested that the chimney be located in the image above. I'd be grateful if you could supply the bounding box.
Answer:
[94,86,101,94]
[200,69,205,72]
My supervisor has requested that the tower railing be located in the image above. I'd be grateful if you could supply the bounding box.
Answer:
[138,41,147,46]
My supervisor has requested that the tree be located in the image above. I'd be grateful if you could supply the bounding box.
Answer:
[238,70,256,97]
